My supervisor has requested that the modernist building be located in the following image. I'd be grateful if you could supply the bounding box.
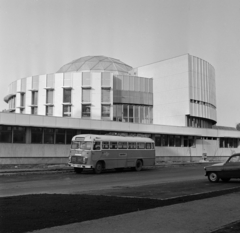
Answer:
[1,54,239,164]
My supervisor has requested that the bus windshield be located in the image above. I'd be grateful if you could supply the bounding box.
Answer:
[71,141,92,150]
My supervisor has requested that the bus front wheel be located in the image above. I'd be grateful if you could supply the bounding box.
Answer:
[134,160,143,172]
[94,162,104,174]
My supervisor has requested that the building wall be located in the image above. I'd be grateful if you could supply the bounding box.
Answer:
[136,54,217,127]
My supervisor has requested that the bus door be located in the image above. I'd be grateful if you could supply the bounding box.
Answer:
[117,142,128,168]
[92,141,101,162]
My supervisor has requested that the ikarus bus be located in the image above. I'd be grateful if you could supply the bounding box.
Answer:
[68,134,155,174]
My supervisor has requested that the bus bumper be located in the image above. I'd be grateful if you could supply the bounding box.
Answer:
[69,163,93,169]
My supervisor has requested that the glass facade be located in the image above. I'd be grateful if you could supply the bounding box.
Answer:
[113,104,153,124]
[63,89,71,103]
[101,89,110,102]
[101,105,110,118]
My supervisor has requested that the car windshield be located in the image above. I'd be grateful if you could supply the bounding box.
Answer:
[228,155,240,163]
[71,141,92,150]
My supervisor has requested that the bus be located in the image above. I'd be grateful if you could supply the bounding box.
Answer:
[68,134,155,174]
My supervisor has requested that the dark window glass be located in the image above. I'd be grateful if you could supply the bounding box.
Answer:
[110,142,118,149]
[13,126,25,143]
[137,142,145,149]
[128,142,136,149]
[20,93,25,107]
[32,91,38,105]
[46,106,53,116]
[102,141,109,149]
[46,90,53,104]
[162,135,168,146]
[219,138,224,148]
[63,105,71,117]
[183,136,188,147]
[123,105,128,122]
[101,89,110,102]
[44,128,54,144]
[31,128,43,143]
[56,129,65,144]
[31,107,38,115]
[102,105,110,117]
[93,141,101,150]
[66,129,77,144]
[0,126,12,143]
[146,143,151,149]
[63,89,71,103]
[169,135,174,147]
[155,135,161,146]
[82,105,91,117]
[118,142,127,149]
[175,136,182,147]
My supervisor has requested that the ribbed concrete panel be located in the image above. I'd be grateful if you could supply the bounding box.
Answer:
[25,77,32,114]
[91,72,101,120]
[54,73,63,117]
[38,75,46,115]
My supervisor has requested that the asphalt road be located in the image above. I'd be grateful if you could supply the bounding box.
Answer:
[1,165,240,198]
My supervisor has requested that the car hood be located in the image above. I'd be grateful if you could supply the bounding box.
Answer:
[210,162,225,167]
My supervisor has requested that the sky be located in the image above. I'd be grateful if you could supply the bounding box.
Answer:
[0,0,239,127]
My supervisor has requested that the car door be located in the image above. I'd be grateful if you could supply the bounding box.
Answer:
[222,155,240,178]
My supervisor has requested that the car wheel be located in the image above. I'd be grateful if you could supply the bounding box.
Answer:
[94,162,103,174]
[208,172,219,183]
[221,178,231,182]
[74,167,83,174]
[134,160,143,171]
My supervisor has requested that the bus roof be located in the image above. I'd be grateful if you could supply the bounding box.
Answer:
[72,134,154,143]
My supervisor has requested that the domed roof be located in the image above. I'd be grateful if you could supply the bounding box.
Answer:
[57,56,132,74]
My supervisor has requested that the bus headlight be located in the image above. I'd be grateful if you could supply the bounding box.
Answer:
[83,157,88,164]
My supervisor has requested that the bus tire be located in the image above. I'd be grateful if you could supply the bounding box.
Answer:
[134,160,143,171]
[74,167,83,174]
[94,161,104,174]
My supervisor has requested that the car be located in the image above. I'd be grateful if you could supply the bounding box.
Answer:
[204,153,240,183]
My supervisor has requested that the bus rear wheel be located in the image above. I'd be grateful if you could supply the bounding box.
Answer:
[134,160,143,171]
[94,162,104,174]
[74,167,83,174]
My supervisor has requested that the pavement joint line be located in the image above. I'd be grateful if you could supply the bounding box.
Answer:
[86,185,240,202]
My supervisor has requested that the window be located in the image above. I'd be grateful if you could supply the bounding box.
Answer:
[32,91,38,105]
[123,105,128,122]
[93,141,101,150]
[82,89,91,102]
[162,135,168,146]
[63,105,71,117]
[32,76,39,89]
[66,129,77,144]
[31,107,38,115]
[128,142,136,149]
[102,105,110,118]
[155,135,161,146]
[102,141,109,149]
[46,74,54,88]
[44,128,54,144]
[101,89,110,102]
[31,128,43,143]
[0,126,12,143]
[55,129,65,144]
[129,105,134,123]
[46,90,53,104]
[137,142,145,149]
[9,96,16,109]
[118,142,127,149]
[146,143,151,149]
[82,72,91,86]
[110,142,118,149]
[134,106,139,123]
[46,106,53,116]
[63,73,72,86]
[102,72,111,86]
[82,105,91,117]
[20,93,25,107]
[169,135,174,147]
[13,126,25,143]
[63,89,71,103]
[175,136,182,147]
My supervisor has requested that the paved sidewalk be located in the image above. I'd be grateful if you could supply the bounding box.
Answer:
[29,192,240,233]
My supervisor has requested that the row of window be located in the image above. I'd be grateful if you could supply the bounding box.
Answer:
[113,104,153,124]
[0,125,239,148]
[190,99,216,109]
[187,116,213,129]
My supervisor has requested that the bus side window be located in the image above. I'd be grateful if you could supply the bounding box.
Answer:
[122,142,127,149]
[146,143,151,149]
[118,142,123,149]
[110,142,118,149]
[137,142,145,149]
[128,142,136,149]
[151,143,155,149]
[93,141,101,150]
[102,141,109,149]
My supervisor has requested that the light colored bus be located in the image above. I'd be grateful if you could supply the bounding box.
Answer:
[68,134,155,174]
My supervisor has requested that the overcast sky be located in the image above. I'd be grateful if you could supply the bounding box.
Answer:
[0,0,239,127]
